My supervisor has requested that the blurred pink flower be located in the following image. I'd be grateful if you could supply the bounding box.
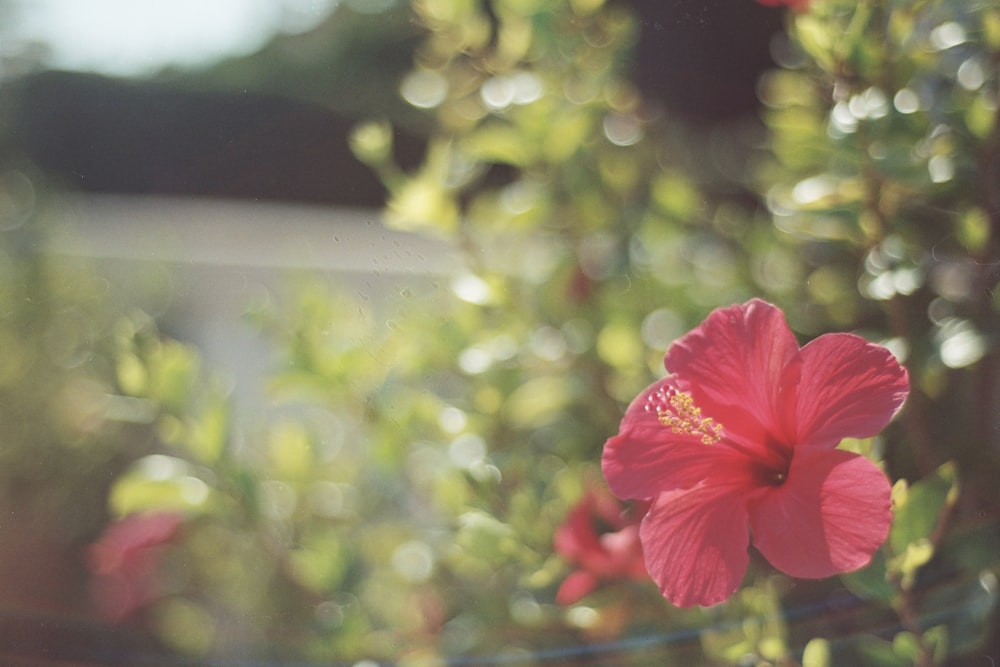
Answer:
[554,486,650,605]
[87,512,184,621]
[602,299,909,607]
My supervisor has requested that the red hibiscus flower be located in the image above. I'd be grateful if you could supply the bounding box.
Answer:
[87,512,184,621]
[602,299,909,607]
[554,485,650,605]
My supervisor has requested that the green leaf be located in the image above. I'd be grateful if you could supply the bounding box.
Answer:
[852,635,914,667]
[153,599,216,656]
[456,510,518,563]
[541,110,592,162]
[958,207,991,253]
[386,176,460,234]
[891,631,920,662]
[923,625,949,665]
[184,391,230,465]
[461,123,535,166]
[116,352,148,396]
[983,10,1000,50]
[650,170,703,221]
[349,120,394,166]
[794,15,836,71]
[889,461,959,556]
[890,539,935,590]
[700,624,755,664]
[148,340,201,412]
[596,320,643,370]
[288,531,350,593]
[504,376,574,429]
[802,637,831,667]
[109,455,213,516]
[965,94,997,139]
[385,140,461,234]
[842,547,895,605]
[267,420,315,480]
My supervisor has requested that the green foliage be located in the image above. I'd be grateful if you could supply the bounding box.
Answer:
[889,462,959,560]
[802,637,831,667]
[106,0,1000,662]
[0,171,161,549]
[701,579,790,664]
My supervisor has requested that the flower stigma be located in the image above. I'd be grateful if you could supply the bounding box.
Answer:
[655,390,723,445]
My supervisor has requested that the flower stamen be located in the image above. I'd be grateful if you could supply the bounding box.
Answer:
[656,391,723,445]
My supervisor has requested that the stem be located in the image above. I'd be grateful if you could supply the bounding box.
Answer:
[858,161,937,476]
[894,590,935,667]
[973,98,1000,461]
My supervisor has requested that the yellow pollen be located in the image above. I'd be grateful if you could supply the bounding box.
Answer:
[657,391,723,445]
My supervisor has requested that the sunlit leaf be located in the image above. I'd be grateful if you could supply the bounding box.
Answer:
[456,510,518,563]
[891,631,921,663]
[504,376,575,429]
[802,637,831,667]
[153,599,216,656]
[891,538,935,590]
[350,120,394,166]
[651,171,703,222]
[596,320,643,370]
[569,0,605,16]
[965,94,996,139]
[958,207,990,253]
[416,0,479,24]
[794,15,836,71]
[837,636,907,666]
[268,420,315,480]
[496,13,533,64]
[889,461,959,556]
[148,340,201,413]
[461,123,535,166]
[116,352,148,396]
[109,455,213,516]
[386,177,461,234]
[288,531,350,593]
[185,391,230,465]
[542,111,592,162]
[985,10,1000,49]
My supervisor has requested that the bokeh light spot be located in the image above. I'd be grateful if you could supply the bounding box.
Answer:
[392,540,435,583]
[400,69,448,109]
[451,274,492,305]
[893,88,921,114]
[930,22,967,50]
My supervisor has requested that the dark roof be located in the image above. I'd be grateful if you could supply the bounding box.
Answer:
[3,70,423,206]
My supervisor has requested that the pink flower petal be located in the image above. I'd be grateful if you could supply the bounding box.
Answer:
[664,300,801,446]
[602,378,735,499]
[794,333,910,447]
[88,512,184,575]
[554,501,600,562]
[748,448,891,579]
[556,570,600,605]
[640,484,750,607]
[598,525,639,556]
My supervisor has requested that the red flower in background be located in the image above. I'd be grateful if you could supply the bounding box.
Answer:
[602,299,909,607]
[554,486,650,605]
[87,512,184,621]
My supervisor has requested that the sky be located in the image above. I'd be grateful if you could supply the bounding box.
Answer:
[4,0,346,77]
